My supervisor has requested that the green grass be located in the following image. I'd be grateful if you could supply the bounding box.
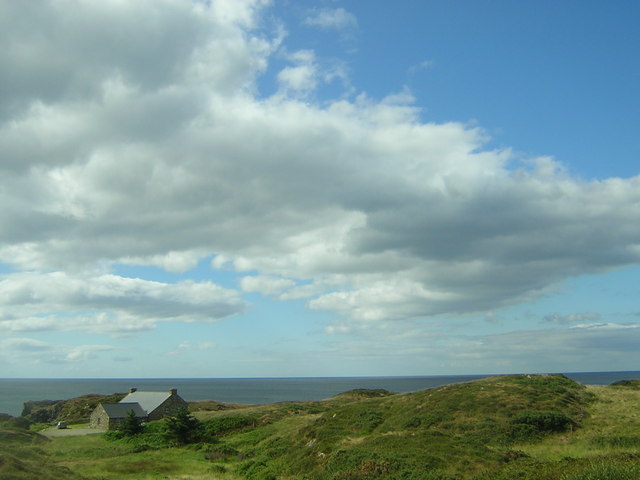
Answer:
[608,379,640,390]
[22,393,127,425]
[208,374,594,479]
[0,427,85,480]
[516,383,640,460]
[3,374,640,479]
[44,433,241,479]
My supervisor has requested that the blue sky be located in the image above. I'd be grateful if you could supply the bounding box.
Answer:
[1,0,639,378]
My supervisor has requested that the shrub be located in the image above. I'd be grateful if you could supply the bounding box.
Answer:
[609,380,640,390]
[510,410,573,440]
[3,416,33,430]
[119,410,144,436]
[237,459,278,480]
[163,407,204,445]
[590,435,640,448]
[404,417,422,428]
[353,410,385,433]
[560,460,640,480]
[203,414,257,437]
[103,430,124,441]
[204,444,238,461]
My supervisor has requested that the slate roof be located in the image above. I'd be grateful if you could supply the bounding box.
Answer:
[119,391,172,414]
[102,402,146,419]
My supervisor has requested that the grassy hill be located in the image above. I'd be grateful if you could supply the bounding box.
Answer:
[22,393,127,424]
[222,374,593,479]
[3,374,640,479]
[0,426,85,480]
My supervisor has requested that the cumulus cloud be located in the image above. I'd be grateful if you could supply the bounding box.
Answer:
[303,7,358,30]
[120,251,205,274]
[240,275,296,296]
[277,50,318,95]
[0,337,115,364]
[0,0,639,337]
[1,338,53,352]
[0,272,245,335]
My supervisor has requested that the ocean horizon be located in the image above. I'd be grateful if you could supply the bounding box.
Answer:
[2,371,639,418]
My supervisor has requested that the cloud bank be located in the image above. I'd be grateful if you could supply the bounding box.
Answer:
[303,7,358,31]
[1,0,639,341]
[0,272,245,335]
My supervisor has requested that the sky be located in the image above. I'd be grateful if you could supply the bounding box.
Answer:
[0,0,639,378]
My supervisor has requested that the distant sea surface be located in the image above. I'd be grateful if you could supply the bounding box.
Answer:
[1,371,639,418]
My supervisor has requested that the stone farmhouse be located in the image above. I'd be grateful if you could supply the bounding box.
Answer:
[90,402,146,430]
[90,388,188,430]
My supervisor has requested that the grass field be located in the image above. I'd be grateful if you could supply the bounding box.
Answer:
[517,383,640,459]
[2,375,640,480]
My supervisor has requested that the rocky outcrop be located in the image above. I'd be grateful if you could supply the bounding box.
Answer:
[22,393,126,424]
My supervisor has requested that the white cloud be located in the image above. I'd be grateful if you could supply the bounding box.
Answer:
[240,275,296,296]
[409,60,435,74]
[0,272,245,335]
[310,278,460,322]
[121,250,205,274]
[303,7,358,30]
[278,65,317,93]
[65,345,115,362]
[0,337,115,364]
[178,341,216,350]
[318,321,640,374]
[544,312,601,324]
[1,337,52,352]
[168,340,216,356]
[277,50,318,95]
[0,0,639,337]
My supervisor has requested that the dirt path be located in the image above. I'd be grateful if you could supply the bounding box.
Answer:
[41,427,105,437]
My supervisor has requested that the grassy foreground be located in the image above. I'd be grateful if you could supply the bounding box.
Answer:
[2,375,640,480]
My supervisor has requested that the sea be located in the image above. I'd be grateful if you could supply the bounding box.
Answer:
[1,371,639,418]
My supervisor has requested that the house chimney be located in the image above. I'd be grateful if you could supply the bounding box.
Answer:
[169,388,177,395]
[130,387,137,393]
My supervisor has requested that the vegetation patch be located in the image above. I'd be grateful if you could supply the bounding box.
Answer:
[104,457,180,474]
[0,421,86,480]
[224,374,592,479]
[204,413,259,437]
[5,374,640,479]
[560,457,640,480]
[510,410,574,440]
[331,389,395,400]
[608,379,640,390]
[22,393,126,425]
[589,435,640,448]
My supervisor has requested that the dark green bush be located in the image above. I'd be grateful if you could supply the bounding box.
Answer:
[3,416,33,430]
[609,380,640,390]
[203,414,257,437]
[510,410,573,440]
[590,435,640,448]
[163,407,204,445]
[237,459,277,480]
[119,410,144,436]
[560,459,640,480]
[204,443,238,461]
[103,430,124,441]
[403,417,422,428]
[353,410,385,433]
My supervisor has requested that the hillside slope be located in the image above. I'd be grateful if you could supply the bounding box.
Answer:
[222,374,593,479]
[22,393,126,424]
[9,374,640,480]
[0,425,86,480]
